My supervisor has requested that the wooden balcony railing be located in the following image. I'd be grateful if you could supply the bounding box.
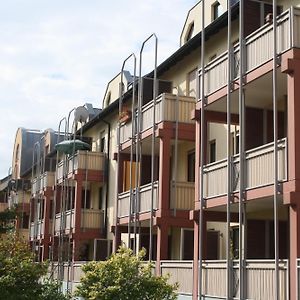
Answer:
[170,181,195,210]
[80,209,104,229]
[56,151,105,182]
[200,8,300,96]
[118,181,158,218]
[119,93,196,144]
[203,138,287,199]
[159,259,289,299]
[54,209,104,233]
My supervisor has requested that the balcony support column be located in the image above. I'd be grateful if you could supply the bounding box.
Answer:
[288,201,300,300]
[156,223,169,274]
[158,134,171,211]
[73,177,83,261]
[191,212,207,300]
[282,53,300,190]
[43,190,51,261]
[282,51,300,300]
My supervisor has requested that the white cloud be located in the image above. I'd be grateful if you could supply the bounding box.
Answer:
[0,0,196,178]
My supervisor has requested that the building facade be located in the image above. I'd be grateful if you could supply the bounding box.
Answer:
[3,0,300,299]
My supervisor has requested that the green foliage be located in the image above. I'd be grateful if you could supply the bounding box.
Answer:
[75,246,178,300]
[0,207,17,233]
[0,233,68,300]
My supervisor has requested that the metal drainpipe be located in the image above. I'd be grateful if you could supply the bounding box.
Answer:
[100,119,111,240]
[51,117,66,277]
[238,0,245,298]
[226,0,233,298]
[272,1,279,299]
[119,54,137,250]
[198,0,205,299]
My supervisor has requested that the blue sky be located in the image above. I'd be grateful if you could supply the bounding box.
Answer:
[0,0,196,178]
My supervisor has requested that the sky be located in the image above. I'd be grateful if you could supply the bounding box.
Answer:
[0,0,197,179]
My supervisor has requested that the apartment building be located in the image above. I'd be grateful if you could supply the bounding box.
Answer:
[4,0,300,299]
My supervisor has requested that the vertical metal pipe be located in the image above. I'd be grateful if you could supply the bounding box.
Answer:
[198,0,205,298]
[119,53,137,250]
[138,33,158,261]
[173,87,179,217]
[51,118,66,282]
[226,0,232,298]
[238,0,245,298]
[272,1,279,299]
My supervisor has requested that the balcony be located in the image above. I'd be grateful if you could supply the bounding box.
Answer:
[119,93,196,144]
[118,182,159,218]
[32,172,55,194]
[203,139,287,199]
[54,209,104,234]
[160,259,289,299]
[57,151,105,182]
[201,8,300,97]
[8,191,30,206]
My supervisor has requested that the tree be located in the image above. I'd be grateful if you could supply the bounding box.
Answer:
[0,207,17,234]
[75,247,178,300]
[0,233,68,300]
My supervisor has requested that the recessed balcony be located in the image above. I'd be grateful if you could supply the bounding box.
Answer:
[56,151,105,182]
[31,172,55,195]
[119,93,196,144]
[118,180,195,218]
[54,209,104,234]
[203,139,287,199]
[201,8,300,97]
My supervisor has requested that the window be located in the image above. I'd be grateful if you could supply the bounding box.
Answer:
[100,136,105,152]
[187,68,197,98]
[81,189,91,209]
[209,140,216,163]
[185,22,194,43]
[187,151,195,182]
[212,1,222,20]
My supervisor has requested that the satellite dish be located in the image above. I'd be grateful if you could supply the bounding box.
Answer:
[74,106,89,123]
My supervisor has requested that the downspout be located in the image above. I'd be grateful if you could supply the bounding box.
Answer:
[101,118,111,239]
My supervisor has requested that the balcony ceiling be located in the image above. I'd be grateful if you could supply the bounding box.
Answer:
[207,69,287,114]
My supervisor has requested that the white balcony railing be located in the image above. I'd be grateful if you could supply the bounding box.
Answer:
[203,138,287,199]
[55,210,75,234]
[201,8,300,96]
[30,220,44,239]
[56,151,105,182]
[160,259,289,299]
[118,181,159,218]
[119,93,196,144]
[32,172,55,194]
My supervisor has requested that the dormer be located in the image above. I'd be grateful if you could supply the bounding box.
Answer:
[102,71,133,109]
[180,0,227,46]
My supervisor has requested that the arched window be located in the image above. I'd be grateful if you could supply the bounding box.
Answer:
[185,22,194,43]
[212,1,222,20]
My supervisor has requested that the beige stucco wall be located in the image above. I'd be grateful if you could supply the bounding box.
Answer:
[84,112,119,242]
[171,141,195,182]
[180,0,228,46]
[161,19,239,97]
